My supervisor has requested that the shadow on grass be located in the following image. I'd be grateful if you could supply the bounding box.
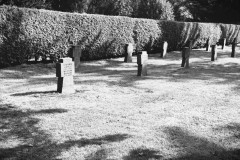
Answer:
[0,103,131,159]
[85,149,108,160]
[1,47,240,93]
[123,148,163,160]
[58,134,131,150]
[0,63,56,79]
[122,125,240,160]
[74,54,240,92]
[31,109,68,114]
[11,91,57,96]
[162,126,240,160]
[213,123,240,145]
[165,62,240,86]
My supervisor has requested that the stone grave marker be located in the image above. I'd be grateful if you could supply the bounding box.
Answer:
[222,38,226,50]
[124,43,134,63]
[231,38,237,57]
[137,51,148,76]
[161,41,168,58]
[206,38,211,52]
[69,45,81,69]
[56,57,75,94]
[211,45,218,61]
[181,47,190,68]
[189,40,193,50]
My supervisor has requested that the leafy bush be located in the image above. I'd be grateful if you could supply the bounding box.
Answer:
[160,20,221,50]
[220,23,240,44]
[0,5,239,67]
[0,5,136,67]
[133,19,162,53]
[0,7,32,66]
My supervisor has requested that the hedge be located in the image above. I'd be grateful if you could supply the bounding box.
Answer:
[0,5,240,67]
[220,23,240,44]
[160,21,222,51]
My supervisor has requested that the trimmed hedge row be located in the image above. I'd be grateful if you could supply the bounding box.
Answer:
[160,21,222,51]
[0,5,240,67]
[220,23,240,44]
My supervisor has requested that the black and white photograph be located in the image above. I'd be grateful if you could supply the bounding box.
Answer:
[0,0,240,159]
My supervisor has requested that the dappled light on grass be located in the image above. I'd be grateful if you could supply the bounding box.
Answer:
[1,46,240,159]
[0,103,131,159]
[163,126,240,160]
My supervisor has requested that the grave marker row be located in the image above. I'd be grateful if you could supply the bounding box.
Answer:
[55,38,239,94]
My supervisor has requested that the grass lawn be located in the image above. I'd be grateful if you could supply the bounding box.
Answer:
[0,46,240,160]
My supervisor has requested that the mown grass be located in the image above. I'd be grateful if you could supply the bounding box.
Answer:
[1,46,240,160]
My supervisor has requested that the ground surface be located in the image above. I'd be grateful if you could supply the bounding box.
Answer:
[1,46,240,160]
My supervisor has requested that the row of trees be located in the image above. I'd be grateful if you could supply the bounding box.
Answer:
[169,0,240,23]
[0,0,240,23]
[51,0,175,20]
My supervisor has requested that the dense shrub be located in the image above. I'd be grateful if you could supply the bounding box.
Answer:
[0,5,136,67]
[0,5,240,67]
[220,23,240,44]
[160,20,221,50]
[0,7,36,66]
[133,19,162,53]
[160,20,184,50]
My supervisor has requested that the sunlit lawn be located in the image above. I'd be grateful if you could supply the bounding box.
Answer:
[1,46,240,160]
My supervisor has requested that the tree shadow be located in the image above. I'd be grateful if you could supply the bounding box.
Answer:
[0,63,56,80]
[11,91,57,96]
[0,103,131,159]
[58,134,131,150]
[213,123,240,146]
[1,45,240,93]
[72,46,240,91]
[166,61,240,85]
[123,148,163,160]
[85,148,108,160]
[0,103,66,159]
[162,126,240,160]
[30,109,68,114]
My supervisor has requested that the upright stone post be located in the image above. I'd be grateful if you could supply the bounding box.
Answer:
[56,58,75,94]
[161,41,168,58]
[69,45,81,69]
[222,38,226,50]
[206,38,211,52]
[211,45,218,61]
[124,43,133,63]
[181,47,190,68]
[137,51,148,76]
[189,40,193,50]
[231,38,237,58]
